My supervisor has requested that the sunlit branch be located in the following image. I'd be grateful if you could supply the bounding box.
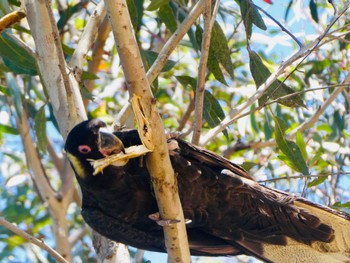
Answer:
[258,172,350,183]
[192,0,213,145]
[0,217,68,263]
[200,2,350,146]
[68,1,107,81]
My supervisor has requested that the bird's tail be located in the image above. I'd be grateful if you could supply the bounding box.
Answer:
[259,197,350,263]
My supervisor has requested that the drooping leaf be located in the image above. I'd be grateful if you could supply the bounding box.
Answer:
[57,1,87,30]
[307,176,326,187]
[158,4,177,32]
[0,31,38,75]
[34,105,48,153]
[126,0,140,30]
[0,123,18,135]
[295,131,307,159]
[143,50,176,72]
[332,201,350,209]
[203,90,226,128]
[176,75,228,137]
[0,84,10,95]
[175,75,197,89]
[81,86,95,100]
[211,21,234,78]
[240,0,266,39]
[81,71,99,80]
[274,116,309,175]
[169,1,199,51]
[249,50,305,108]
[309,0,319,23]
[195,25,227,85]
[147,0,168,11]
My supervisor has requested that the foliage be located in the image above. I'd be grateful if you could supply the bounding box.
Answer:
[0,0,350,262]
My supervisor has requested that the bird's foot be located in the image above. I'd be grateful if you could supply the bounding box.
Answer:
[148,212,192,226]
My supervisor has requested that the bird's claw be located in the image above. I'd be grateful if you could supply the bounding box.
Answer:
[148,212,192,226]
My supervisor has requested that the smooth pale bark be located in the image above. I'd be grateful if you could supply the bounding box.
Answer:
[104,0,191,262]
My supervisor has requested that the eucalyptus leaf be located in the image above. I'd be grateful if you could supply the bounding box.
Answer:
[249,50,305,108]
[158,4,177,32]
[34,106,48,153]
[274,116,309,175]
[0,31,38,75]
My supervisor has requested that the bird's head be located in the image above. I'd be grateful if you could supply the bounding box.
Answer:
[64,119,124,178]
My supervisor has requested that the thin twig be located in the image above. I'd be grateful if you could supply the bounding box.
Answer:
[177,98,195,132]
[254,4,303,48]
[0,217,68,263]
[192,0,213,145]
[68,1,107,80]
[200,2,350,146]
[84,16,111,108]
[258,172,350,183]
[146,0,205,84]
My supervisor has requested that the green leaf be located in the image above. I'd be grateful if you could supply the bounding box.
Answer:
[175,75,227,137]
[147,0,168,11]
[143,50,176,72]
[249,50,305,108]
[34,106,48,153]
[274,116,309,175]
[57,2,86,30]
[195,25,227,85]
[240,0,266,39]
[332,201,350,209]
[0,123,18,135]
[241,161,258,171]
[127,0,140,30]
[5,73,22,118]
[81,86,95,100]
[203,90,226,128]
[176,75,197,89]
[309,0,319,23]
[81,71,99,80]
[307,176,326,187]
[0,31,38,75]
[158,4,177,32]
[295,131,307,160]
[211,22,234,78]
[0,84,10,95]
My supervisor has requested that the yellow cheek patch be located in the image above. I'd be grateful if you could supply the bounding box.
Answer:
[67,153,87,179]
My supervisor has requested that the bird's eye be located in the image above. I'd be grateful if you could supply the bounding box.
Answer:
[78,145,91,154]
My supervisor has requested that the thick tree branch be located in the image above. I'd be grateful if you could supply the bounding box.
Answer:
[15,104,72,262]
[103,0,191,261]
[23,0,87,137]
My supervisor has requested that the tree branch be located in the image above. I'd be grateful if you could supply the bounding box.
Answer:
[103,0,191,261]
[68,1,107,81]
[199,2,350,145]
[192,0,213,145]
[23,0,87,137]
[0,217,68,263]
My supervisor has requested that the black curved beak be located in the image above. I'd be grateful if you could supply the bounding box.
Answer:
[98,130,125,156]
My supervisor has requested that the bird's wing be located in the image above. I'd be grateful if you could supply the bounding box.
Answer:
[169,138,350,262]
